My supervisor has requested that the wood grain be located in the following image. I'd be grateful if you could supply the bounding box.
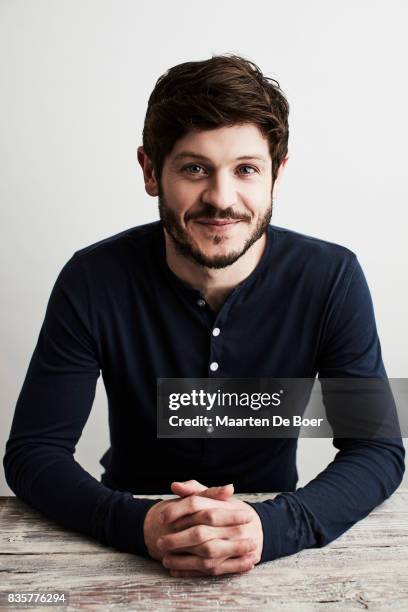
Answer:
[1,490,407,610]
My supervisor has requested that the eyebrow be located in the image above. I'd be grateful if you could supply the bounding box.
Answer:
[171,152,268,164]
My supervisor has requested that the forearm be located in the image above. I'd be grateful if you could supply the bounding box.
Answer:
[4,439,160,557]
[248,436,405,563]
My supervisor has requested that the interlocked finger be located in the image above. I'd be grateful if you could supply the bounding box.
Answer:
[158,524,248,551]
[179,537,257,559]
[163,551,256,575]
[171,507,253,531]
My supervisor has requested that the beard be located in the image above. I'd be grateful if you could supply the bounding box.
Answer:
[158,193,273,270]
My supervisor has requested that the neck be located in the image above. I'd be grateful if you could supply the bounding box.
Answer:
[163,230,267,311]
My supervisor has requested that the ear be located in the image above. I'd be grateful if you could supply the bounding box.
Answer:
[272,154,289,199]
[137,146,159,197]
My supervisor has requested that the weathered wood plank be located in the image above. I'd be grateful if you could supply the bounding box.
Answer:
[1,491,407,554]
[1,547,408,610]
[1,490,407,610]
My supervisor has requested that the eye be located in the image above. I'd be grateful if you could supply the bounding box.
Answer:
[182,164,207,176]
[238,165,257,175]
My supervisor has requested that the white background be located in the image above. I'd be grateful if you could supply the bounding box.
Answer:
[1,0,407,494]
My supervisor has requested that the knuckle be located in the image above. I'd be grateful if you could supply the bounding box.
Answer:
[202,557,215,570]
[234,511,246,523]
[190,496,200,512]
[194,525,206,540]
[200,541,215,556]
[203,509,215,524]
[165,539,177,551]
[247,538,256,550]
[241,540,252,553]
[233,524,245,537]
[159,536,169,550]
[241,558,254,571]
[172,517,185,531]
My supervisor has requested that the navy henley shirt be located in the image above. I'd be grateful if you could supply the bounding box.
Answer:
[3,220,405,564]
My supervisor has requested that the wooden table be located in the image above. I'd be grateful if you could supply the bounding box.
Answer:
[1,490,407,611]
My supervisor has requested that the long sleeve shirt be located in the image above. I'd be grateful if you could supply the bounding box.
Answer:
[3,220,405,563]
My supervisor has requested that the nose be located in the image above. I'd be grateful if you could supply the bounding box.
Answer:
[201,170,238,211]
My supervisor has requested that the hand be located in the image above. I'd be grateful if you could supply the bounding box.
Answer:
[158,480,264,577]
[142,480,244,562]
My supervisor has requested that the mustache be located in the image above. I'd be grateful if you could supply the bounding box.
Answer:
[186,209,251,222]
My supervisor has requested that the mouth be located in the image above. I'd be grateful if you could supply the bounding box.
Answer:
[193,220,242,234]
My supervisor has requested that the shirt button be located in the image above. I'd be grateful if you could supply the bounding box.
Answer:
[212,327,221,336]
[210,362,219,371]
[197,298,206,307]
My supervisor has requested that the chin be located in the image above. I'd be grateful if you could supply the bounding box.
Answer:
[195,240,242,256]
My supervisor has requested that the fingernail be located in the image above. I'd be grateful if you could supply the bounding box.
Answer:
[157,538,164,550]
[159,512,165,523]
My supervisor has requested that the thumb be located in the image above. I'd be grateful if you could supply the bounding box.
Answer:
[171,479,207,497]
[171,480,234,501]
[198,483,234,501]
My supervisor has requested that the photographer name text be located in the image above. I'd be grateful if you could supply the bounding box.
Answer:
[168,415,323,428]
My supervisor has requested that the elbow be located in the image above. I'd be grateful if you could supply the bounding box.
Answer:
[396,446,406,487]
[3,439,21,495]
[384,439,406,497]
[3,437,42,498]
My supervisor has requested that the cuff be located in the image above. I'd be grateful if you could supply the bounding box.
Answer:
[103,491,163,558]
[246,494,300,564]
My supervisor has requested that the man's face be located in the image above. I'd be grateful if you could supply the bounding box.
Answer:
[158,123,274,269]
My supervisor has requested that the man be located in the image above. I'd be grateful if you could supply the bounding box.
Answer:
[4,54,405,578]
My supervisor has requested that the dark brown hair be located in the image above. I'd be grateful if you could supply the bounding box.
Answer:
[142,54,289,187]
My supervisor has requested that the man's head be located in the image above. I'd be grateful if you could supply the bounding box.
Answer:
[138,54,289,269]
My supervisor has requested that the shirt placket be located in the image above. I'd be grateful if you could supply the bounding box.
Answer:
[194,287,241,379]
